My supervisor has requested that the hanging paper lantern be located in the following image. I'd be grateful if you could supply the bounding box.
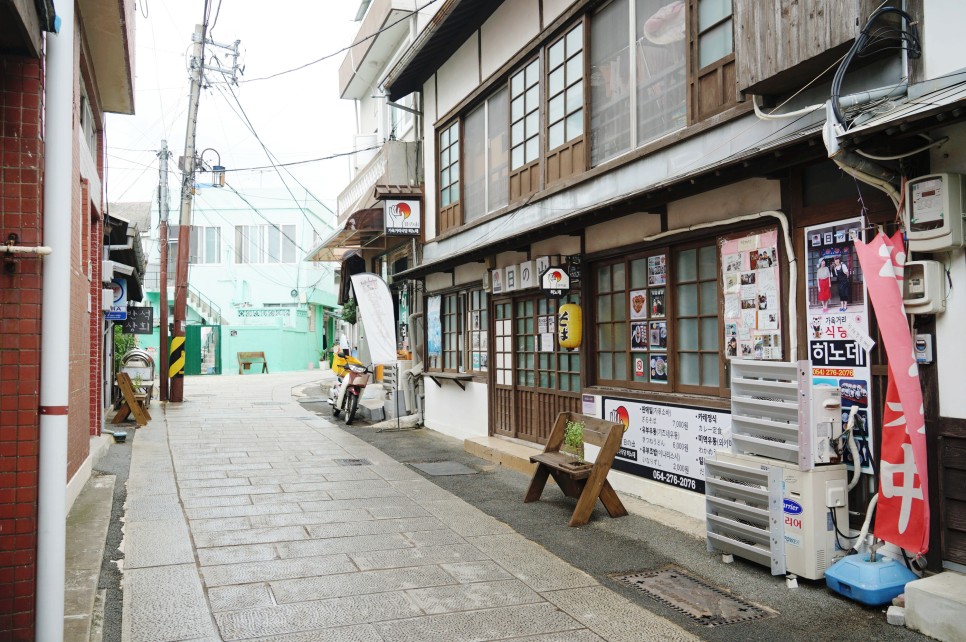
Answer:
[558,303,582,349]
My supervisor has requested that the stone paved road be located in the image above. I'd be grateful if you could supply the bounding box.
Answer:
[122,372,697,642]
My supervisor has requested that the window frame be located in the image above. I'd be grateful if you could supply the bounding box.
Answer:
[189,225,222,265]
[687,0,737,122]
[438,120,462,234]
[234,224,297,264]
[427,285,489,375]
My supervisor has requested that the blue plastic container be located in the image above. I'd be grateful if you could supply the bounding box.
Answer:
[825,553,919,606]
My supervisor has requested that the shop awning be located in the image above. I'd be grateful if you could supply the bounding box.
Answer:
[838,75,966,140]
[305,208,385,262]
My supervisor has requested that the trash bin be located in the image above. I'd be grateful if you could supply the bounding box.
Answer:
[120,349,155,404]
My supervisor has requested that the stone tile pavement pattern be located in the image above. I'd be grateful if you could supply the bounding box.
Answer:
[122,373,697,641]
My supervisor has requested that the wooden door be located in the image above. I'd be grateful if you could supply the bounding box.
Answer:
[491,294,582,444]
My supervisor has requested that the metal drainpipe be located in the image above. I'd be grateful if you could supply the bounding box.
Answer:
[37,3,74,639]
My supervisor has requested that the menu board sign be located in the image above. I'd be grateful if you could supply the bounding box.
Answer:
[602,397,732,494]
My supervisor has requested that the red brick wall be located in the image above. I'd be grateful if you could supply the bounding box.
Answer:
[0,54,44,640]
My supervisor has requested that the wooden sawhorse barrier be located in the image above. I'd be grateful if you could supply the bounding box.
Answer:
[237,351,269,374]
[113,372,151,426]
[524,411,628,527]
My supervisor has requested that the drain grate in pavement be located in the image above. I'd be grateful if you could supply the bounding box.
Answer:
[253,401,282,405]
[333,458,372,467]
[411,461,478,476]
[613,566,776,627]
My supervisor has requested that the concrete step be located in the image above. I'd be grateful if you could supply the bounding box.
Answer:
[905,571,966,641]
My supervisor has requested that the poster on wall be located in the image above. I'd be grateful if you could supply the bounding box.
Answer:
[602,397,732,494]
[720,230,782,360]
[805,217,873,473]
[427,295,442,357]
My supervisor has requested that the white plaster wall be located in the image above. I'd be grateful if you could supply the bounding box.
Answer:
[542,0,577,26]
[531,236,580,258]
[923,0,962,81]
[586,212,663,254]
[927,125,966,419]
[455,262,485,285]
[358,93,383,138]
[495,250,528,269]
[424,380,490,440]
[423,77,438,239]
[667,178,781,227]
[480,1,540,82]
[436,34,480,118]
[425,271,453,293]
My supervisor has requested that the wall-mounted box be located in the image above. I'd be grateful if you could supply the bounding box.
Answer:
[903,260,946,314]
[904,173,966,252]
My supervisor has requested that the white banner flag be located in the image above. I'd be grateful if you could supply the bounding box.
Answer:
[349,273,397,366]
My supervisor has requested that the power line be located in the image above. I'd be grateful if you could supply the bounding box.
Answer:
[240,0,442,84]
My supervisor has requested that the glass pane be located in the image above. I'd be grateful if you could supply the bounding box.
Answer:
[678,318,698,350]
[526,60,539,87]
[636,0,687,145]
[699,0,732,30]
[612,261,625,290]
[679,352,699,385]
[440,166,450,187]
[450,123,459,142]
[700,281,718,315]
[512,145,524,169]
[525,137,539,163]
[598,294,612,322]
[614,322,627,350]
[567,56,583,85]
[511,96,524,122]
[597,265,612,292]
[614,352,627,381]
[560,375,571,392]
[630,258,647,288]
[548,95,565,124]
[526,86,539,111]
[676,249,696,281]
[566,80,583,114]
[559,354,569,369]
[699,19,733,68]
[549,40,565,69]
[487,88,509,212]
[539,372,550,388]
[700,318,719,350]
[463,105,486,222]
[511,70,524,96]
[677,283,698,316]
[613,291,626,319]
[450,182,459,202]
[566,110,583,140]
[598,352,613,380]
[598,325,612,350]
[526,112,539,138]
[701,354,720,386]
[511,120,524,146]
[441,186,450,206]
[590,0,631,166]
[441,128,450,147]
[549,68,565,95]
[699,245,717,279]
[566,24,583,55]
[548,122,564,150]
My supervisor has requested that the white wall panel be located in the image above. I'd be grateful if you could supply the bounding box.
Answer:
[437,33,480,117]
[586,212,662,254]
[667,178,781,227]
[423,76,438,239]
[424,381,489,440]
[923,0,962,81]
[542,0,577,27]
[480,1,541,82]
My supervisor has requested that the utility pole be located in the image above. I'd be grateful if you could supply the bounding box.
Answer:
[169,24,242,402]
[158,140,171,402]
[170,24,205,403]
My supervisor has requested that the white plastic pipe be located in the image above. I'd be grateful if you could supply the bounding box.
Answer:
[641,210,798,360]
[0,245,52,255]
[37,5,74,640]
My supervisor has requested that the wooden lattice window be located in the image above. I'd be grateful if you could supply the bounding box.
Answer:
[509,59,541,202]
[438,121,461,234]
[546,21,587,185]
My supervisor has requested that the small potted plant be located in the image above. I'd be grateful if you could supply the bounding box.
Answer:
[319,350,330,370]
[561,418,585,460]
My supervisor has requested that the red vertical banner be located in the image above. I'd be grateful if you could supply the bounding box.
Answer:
[853,232,929,554]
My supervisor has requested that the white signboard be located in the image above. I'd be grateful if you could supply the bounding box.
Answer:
[505,265,517,291]
[385,199,420,235]
[519,261,535,289]
[350,272,397,365]
[602,397,732,494]
[491,268,503,294]
[106,278,127,320]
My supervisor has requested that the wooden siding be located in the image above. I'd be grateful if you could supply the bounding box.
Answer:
[940,417,966,567]
[735,0,885,95]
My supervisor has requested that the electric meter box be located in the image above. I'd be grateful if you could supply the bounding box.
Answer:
[904,173,966,252]
[903,260,946,314]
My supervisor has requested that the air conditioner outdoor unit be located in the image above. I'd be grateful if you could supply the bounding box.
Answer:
[706,451,849,580]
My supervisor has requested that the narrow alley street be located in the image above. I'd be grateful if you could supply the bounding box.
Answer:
[95,372,926,641]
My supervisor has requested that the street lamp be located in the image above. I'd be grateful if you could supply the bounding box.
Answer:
[200,148,225,187]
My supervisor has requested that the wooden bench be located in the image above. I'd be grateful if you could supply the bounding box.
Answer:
[524,411,628,527]
[113,372,151,427]
[237,351,268,374]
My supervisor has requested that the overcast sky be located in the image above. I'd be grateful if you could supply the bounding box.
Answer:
[106,0,362,217]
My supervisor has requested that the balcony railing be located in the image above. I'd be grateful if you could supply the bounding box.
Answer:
[337,140,420,222]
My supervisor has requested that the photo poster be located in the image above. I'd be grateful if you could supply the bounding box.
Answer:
[720,230,781,360]
[427,295,442,357]
[805,217,874,473]
[602,397,732,494]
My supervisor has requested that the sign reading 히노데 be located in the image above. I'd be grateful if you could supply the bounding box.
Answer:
[601,397,732,494]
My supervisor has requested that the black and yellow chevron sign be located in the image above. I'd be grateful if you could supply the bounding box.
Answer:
[169,336,185,379]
